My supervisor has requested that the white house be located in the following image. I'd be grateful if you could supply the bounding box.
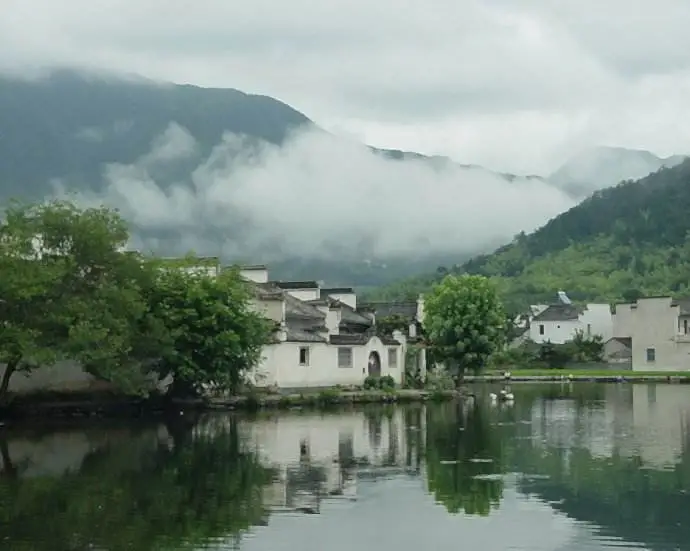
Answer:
[529,303,613,344]
[612,296,690,371]
[244,266,426,389]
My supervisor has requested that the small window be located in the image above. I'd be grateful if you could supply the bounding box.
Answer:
[539,324,545,335]
[299,347,310,366]
[684,319,688,334]
[646,348,656,362]
[338,347,353,368]
[587,323,592,335]
[388,348,398,368]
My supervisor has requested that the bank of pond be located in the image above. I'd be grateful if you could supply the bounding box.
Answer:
[2,368,690,420]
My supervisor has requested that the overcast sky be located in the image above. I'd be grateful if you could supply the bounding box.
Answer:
[3,0,690,174]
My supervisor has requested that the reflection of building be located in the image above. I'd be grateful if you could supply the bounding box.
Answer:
[528,384,690,469]
[627,385,690,467]
[240,409,423,513]
[528,386,633,461]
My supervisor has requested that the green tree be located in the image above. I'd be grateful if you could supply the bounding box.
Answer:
[148,266,272,397]
[0,200,166,402]
[423,275,505,380]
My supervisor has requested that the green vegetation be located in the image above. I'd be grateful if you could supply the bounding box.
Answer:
[423,275,505,380]
[0,199,272,403]
[479,368,690,378]
[370,160,690,311]
[491,330,604,370]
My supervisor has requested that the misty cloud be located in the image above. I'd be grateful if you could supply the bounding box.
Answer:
[69,124,575,261]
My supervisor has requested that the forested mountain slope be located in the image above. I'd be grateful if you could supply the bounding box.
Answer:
[369,160,690,310]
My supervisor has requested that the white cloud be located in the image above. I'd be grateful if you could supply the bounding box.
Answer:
[69,124,575,261]
[2,0,690,173]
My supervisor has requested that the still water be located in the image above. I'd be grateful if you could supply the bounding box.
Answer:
[2,383,690,550]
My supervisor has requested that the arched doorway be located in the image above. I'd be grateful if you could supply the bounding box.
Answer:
[368,351,381,377]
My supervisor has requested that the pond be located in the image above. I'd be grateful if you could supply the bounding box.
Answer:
[2,383,690,550]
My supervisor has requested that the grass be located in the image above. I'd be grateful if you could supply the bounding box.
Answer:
[481,368,690,378]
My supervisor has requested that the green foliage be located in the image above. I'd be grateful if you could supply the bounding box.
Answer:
[148,268,272,397]
[424,368,456,392]
[376,314,410,335]
[0,200,167,401]
[373,160,690,309]
[0,199,274,402]
[363,374,396,391]
[423,275,505,379]
[404,346,424,389]
[492,332,605,370]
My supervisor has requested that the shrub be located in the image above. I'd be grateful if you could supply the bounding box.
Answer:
[363,375,397,391]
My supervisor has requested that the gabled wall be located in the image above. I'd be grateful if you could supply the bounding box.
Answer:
[613,297,690,371]
[253,337,403,388]
[240,266,269,283]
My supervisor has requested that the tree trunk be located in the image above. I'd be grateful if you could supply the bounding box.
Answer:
[0,438,16,480]
[0,358,18,406]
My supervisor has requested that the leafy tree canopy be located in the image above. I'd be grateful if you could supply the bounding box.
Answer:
[423,275,505,378]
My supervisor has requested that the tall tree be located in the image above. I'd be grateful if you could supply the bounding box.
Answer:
[148,265,272,397]
[0,200,166,402]
[423,274,505,380]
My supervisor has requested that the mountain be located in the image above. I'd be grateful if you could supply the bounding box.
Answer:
[548,146,687,198]
[368,159,690,310]
[0,69,551,286]
[1,69,683,288]
[0,69,313,199]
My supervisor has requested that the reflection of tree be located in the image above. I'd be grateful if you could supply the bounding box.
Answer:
[0,417,275,551]
[425,402,504,516]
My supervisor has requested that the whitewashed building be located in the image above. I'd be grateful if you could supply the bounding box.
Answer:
[529,303,613,344]
[612,296,690,371]
[242,266,426,389]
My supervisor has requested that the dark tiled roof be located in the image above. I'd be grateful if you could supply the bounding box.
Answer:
[239,264,267,270]
[339,302,372,327]
[358,301,418,319]
[286,327,327,343]
[249,282,284,301]
[285,293,325,320]
[532,304,583,322]
[321,287,354,296]
[329,333,400,346]
[272,281,320,290]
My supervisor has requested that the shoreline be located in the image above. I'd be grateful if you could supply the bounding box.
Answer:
[0,388,463,421]
[3,373,690,420]
[466,373,690,383]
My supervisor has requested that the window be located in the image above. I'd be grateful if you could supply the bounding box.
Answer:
[646,347,656,363]
[338,347,353,368]
[388,348,398,368]
[587,323,592,335]
[684,319,688,334]
[299,346,310,366]
[539,324,545,335]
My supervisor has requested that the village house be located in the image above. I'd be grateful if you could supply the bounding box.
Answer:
[528,302,613,344]
[611,296,690,371]
[241,265,427,389]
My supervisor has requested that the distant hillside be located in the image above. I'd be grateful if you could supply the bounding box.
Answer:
[0,69,313,198]
[0,69,554,286]
[368,160,690,309]
[548,146,686,198]
[2,69,685,289]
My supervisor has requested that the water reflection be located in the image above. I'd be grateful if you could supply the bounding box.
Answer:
[2,384,690,550]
